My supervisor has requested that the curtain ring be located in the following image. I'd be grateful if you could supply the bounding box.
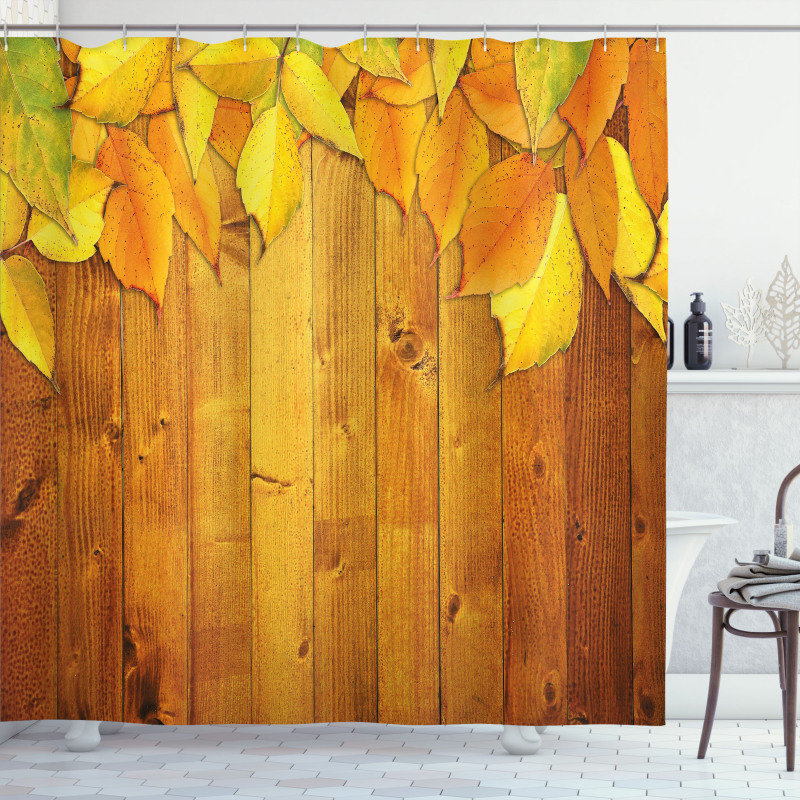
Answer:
[416,23,420,52]
[55,22,60,53]
[243,23,247,52]
[176,23,180,52]
[363,23,367,52]
[656,23,659,51]
[296,23,300,51]
[603,23,607,51]
[536,23,540,52]
[483,23,487,51]
[122,23,126,51]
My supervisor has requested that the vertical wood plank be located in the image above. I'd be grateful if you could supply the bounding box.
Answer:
[251,143,314,724]
[187,149,251,724]
[565,273,633,725]
[631,308,667,725]
[122,222,189,725]
[375,191,439,723]
[312,140,377,722]
[438,133,503,725]
[57,254,123,721]
[1,253,58,721]
[502,359,568,726]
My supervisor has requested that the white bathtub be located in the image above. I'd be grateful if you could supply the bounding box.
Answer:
[666,510,738,660]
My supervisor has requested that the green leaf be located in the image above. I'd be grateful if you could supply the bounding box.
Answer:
[514,39,592,152]
[0,37,73,238]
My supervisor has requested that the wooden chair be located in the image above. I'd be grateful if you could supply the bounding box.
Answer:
[698,591,799,771]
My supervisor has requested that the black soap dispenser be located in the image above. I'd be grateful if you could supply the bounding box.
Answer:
[684,292,712,370]
[667,317,674,370]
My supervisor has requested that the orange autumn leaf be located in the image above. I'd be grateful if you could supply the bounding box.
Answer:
[563,133,618,299]
[321,47,359,98]
[141,45,175,114]
[354,70,426,216]
[470,38,515,71]
[367,38,436,105]
[559,38,629,166]
[416,87,489,257]
[455,152,558,296]
[96,126,174,311]
[459,61,530,148]
[208,97,252,169]
[626,38,667,214]
[148,112,221,280]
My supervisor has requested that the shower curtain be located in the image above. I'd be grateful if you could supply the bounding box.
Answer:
[0,34,668,726]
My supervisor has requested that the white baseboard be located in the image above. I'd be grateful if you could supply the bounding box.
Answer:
[667,673,785,719]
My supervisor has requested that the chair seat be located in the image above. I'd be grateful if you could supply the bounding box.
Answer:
[707,590,790,614]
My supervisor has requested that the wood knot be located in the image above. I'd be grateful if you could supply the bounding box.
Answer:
[446,593,461,622]
[634,515,647,536]
[394,331,425,367]
[15,478,41,515]
[339,422,353,438]
[104,421,121,442]
[298,639,310,659]
[638,692,655,720]
[543,681,557,705]
[530,457,546,479]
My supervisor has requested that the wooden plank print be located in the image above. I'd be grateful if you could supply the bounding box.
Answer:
[122,222,189,725]
[56,254,123,721]
[312,140,378,722]
[250,142,315,724]
[187,149,252,724]
[375,191,439,724]
[0,252,58,721]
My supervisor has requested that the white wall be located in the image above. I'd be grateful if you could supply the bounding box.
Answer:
[55,0,800,676]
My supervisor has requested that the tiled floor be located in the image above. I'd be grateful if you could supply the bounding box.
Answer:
[0,719,797,800]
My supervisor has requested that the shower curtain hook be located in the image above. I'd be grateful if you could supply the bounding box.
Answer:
[243,23,247,52]
[176,23,180,52]
[56,23,60,53]
[656,23,660,51]
[364,23,367,52]
[483,23,487,51]
[416,23,420,52]
[3,22,7,51]
[536,23,540,52]
[296,23,300,51]
[122,24,127,51]
[603,23,607,51]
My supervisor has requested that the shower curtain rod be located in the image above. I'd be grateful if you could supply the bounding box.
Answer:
[4,22,800,35]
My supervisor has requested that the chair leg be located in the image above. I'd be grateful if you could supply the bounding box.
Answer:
[785,611,798,772]
[698,606,725,760]
[777,611,788,746]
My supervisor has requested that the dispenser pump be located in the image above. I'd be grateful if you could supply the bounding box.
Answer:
[690,292,706,314]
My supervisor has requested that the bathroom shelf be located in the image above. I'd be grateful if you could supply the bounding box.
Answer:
[668,369,800,394]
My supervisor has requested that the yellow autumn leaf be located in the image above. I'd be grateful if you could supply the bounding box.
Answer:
[491,195,585,374]
[416,87,488,256]
[186,38,279,101]
[367,38,436,105]
[0,254,55,381]
[149,112,221,279]
[643,201,668,301]
[429,39,470,119]
[28,158,114,262]
[281,50,362,159]
[355,71,426,216]
[70,111,107,164]
[236,104,303,247]
[607,136,656,279]
[617,276,666,341]
[61,39,81,63]
[173,40,218,181]
[339,38,408,82]
[96,126,175,310]
[1,171,29,250]
[140,45,174,114]
[321,47,360,97]
[69,37,171,124]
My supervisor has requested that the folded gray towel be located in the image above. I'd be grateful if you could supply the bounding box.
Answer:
[717,547,800,610]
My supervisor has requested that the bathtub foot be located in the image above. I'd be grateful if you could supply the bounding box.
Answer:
[535,726,548,734]
[64,721,101,752]
[98,721,124,735]
[499,725,542,755]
